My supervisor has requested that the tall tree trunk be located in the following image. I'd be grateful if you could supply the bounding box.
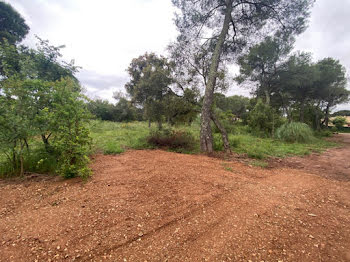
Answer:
[211,112,231,153]
[200,0,233,153]
[148,119,151,128]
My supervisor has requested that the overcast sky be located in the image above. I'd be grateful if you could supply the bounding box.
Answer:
[7,0,350,111]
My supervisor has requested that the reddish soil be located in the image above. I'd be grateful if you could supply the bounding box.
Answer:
[1,135,350,262]
[271,133,350,182]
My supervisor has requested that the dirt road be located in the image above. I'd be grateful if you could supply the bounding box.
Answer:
[276,133,350,181]
[0,135,349,261]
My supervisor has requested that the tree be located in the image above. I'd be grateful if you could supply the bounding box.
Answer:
[22,36,79,82]
[278,52,320,122]
[0,36,79,80]
[315,58,349,127]
[236,34,293,104]
[87,99,116,121]
[125,53,173,129]
[168,37,231,93]
[0,39,22,77]
[214,94,250,119]
[1,37,81,149]
[0,2,29,44]
[172,0,313,153]
[0,35,90,178]
[114,98,138,122]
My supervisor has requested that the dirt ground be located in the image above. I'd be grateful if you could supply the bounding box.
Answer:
[270,133,350,182]
[0,135,349,262]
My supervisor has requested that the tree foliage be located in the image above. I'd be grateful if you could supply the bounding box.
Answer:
[248,99,282,136]
[236,34,293,104]
[0,2,29,44]
[49,79,91,179]
[332,117,347,131]
[0,77,91,178]
[125,53,173,129]
[87,98,141,122]
[215,94,250,119]
[125,52,199,128]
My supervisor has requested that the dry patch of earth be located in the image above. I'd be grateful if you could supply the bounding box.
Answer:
[1,134,349,261]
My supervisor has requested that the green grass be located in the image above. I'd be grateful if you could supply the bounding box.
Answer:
[89,120,152,154]
[90,120,337,160]
[226,134,336,159]
[89,120,203,155]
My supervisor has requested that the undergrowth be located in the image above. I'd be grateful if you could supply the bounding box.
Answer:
[1,120,337,178]
[89,120,336,160]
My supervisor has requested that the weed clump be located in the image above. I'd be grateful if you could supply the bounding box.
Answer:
[276,122,314,143]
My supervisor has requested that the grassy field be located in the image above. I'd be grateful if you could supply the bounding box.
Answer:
[90,120,336,159]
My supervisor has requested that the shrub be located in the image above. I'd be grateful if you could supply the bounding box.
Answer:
[276,122,314,143]
[147,128,195,151]
[330,126,337,132]
[314,130,333,138]
[248,99,283,137]
[332,116,347,131]
[50,79,92,179]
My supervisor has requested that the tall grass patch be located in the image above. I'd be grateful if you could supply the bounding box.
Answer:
[276,122,314,143]
[89,120,151,154]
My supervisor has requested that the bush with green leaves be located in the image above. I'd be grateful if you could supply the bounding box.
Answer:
[0,78,46,175]
[0,77,91,179]
[276,122,314,143]
[248,99,283,137]
[332,116,347,131]
[49,78,92,179]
